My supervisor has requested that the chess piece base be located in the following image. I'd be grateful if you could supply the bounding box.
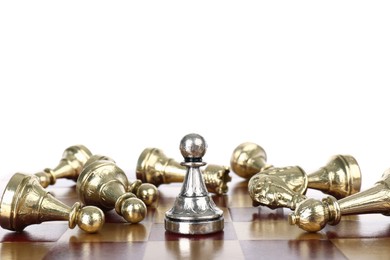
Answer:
[165,195,224,234]
[165,216,224,235]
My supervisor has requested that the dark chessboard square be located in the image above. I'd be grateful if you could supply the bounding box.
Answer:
[240,240,347,260]
[233,221,327,240]
[43,242,146,260]
[149,222,237,241]
[58,223,152,243]
[229,207,289,222]
[143,240,244,260]
[0,223,68,242]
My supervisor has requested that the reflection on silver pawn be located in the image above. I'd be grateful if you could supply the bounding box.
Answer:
[165,133,224,234]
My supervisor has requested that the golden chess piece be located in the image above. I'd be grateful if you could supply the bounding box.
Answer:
[136,148,231,195]
[34,145,92,188]
[128,179,159,207]
[249,174,307,210]
[233,142,361,196]
[248,155,361,209]
[289,169,390,232]
[231,142,273,179]
[77,156,147,223]
[0,173,104,233]
[84,155,159,207]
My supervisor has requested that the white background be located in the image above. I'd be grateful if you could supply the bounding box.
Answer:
[0,1,389,191]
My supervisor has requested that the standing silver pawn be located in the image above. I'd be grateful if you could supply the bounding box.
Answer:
[165,133,224,234]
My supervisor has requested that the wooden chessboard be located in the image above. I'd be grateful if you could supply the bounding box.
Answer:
[1,174,390,260]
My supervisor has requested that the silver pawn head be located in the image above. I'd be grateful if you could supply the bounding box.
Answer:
[179,133,207,160]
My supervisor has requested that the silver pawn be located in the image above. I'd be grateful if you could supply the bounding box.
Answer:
[165,133,224,234]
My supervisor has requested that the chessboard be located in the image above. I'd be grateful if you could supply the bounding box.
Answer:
[1,174,390,260]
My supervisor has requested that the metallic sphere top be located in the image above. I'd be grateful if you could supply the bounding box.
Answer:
[179,133,207,160]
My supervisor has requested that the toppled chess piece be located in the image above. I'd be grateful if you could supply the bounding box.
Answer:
[137,148,231,195]
[165,133,224,234]
[289,169,390,232]
[248,155,361,209]
[34,145,92,188]
[128,179,159,207]
[77,156,147,223]
[0,173,104,233]
[233,142,361,198]
[231,142,273,179]
[249,174,307,210]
